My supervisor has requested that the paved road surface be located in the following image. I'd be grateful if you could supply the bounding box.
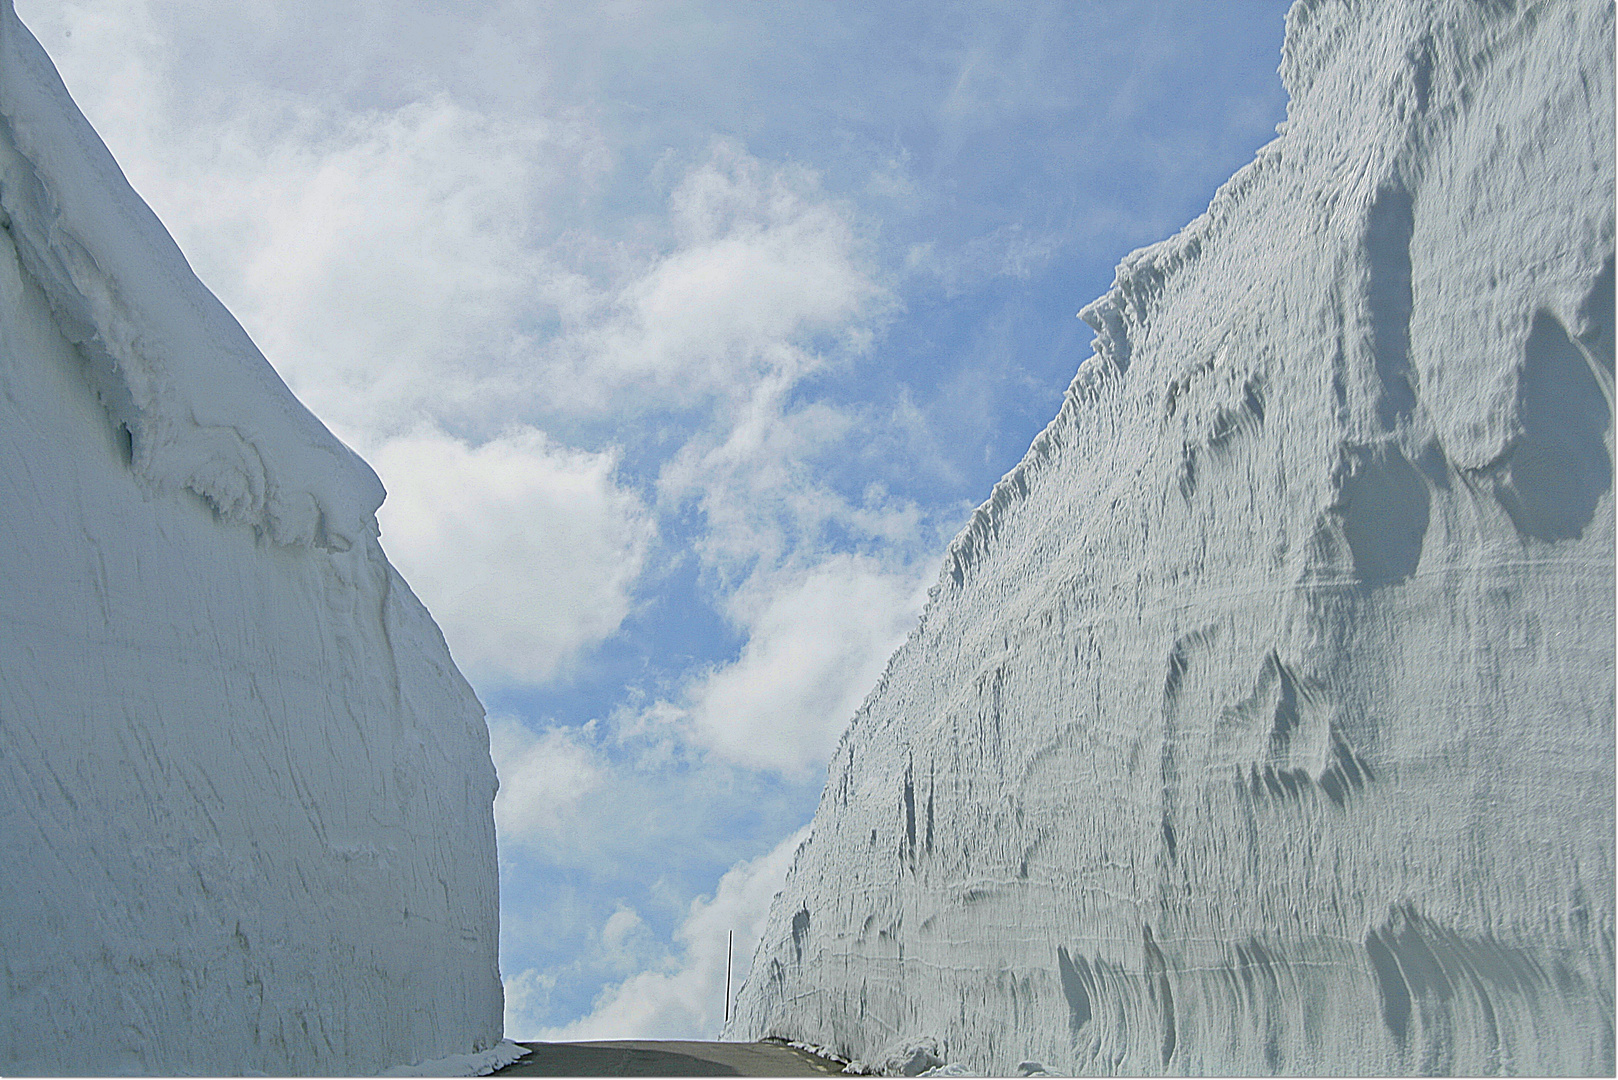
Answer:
[494,1040,846,1076]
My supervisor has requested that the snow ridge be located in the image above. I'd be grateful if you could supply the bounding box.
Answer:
[0,1,382,551]
[729,0,1615,1074]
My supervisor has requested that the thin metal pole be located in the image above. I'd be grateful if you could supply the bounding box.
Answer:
[724,929,733,1025]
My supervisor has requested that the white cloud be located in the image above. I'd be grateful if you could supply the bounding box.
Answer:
[684,556,929,776]
[488,716,606,846]
[213,99,587,437]
[600,905,651,965]
[373,427,653,686]
[507,824,811,1042]
[144,96,594,440]
[547,140,888,412]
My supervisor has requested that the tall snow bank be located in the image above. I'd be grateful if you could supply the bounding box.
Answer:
[729,0,1615,1074]
[0,3,503,1073]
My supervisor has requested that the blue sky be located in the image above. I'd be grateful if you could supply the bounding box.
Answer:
[17,0,1293,1039]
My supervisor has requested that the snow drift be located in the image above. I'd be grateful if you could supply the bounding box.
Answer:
[0,3,503,1073]
[728,0,1615,1074]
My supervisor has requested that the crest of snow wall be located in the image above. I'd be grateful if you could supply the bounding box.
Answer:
[0,5,503,1074]
[728,0,1616,1074]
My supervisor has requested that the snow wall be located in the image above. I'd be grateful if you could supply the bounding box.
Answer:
[0,5,503,1074]
[728,0,1616,1074]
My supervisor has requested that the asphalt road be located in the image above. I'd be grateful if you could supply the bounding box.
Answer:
[493,1040,847,1077]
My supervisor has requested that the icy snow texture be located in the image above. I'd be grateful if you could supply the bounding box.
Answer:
[0,4,502,1074]
[729,0,1616,1075]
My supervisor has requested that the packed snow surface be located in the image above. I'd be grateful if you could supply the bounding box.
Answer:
[729,0,1615,1074]
[0,3,503,1073]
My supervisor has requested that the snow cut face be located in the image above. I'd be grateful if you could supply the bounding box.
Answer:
[729,0,1616,1075]
[0,2,503,1073]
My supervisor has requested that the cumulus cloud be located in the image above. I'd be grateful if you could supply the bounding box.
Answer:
[598,905,655,971]
[373,427,653,686]
[684,556,930,776]
[545,140,888,412]
[506,825,811,1041]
